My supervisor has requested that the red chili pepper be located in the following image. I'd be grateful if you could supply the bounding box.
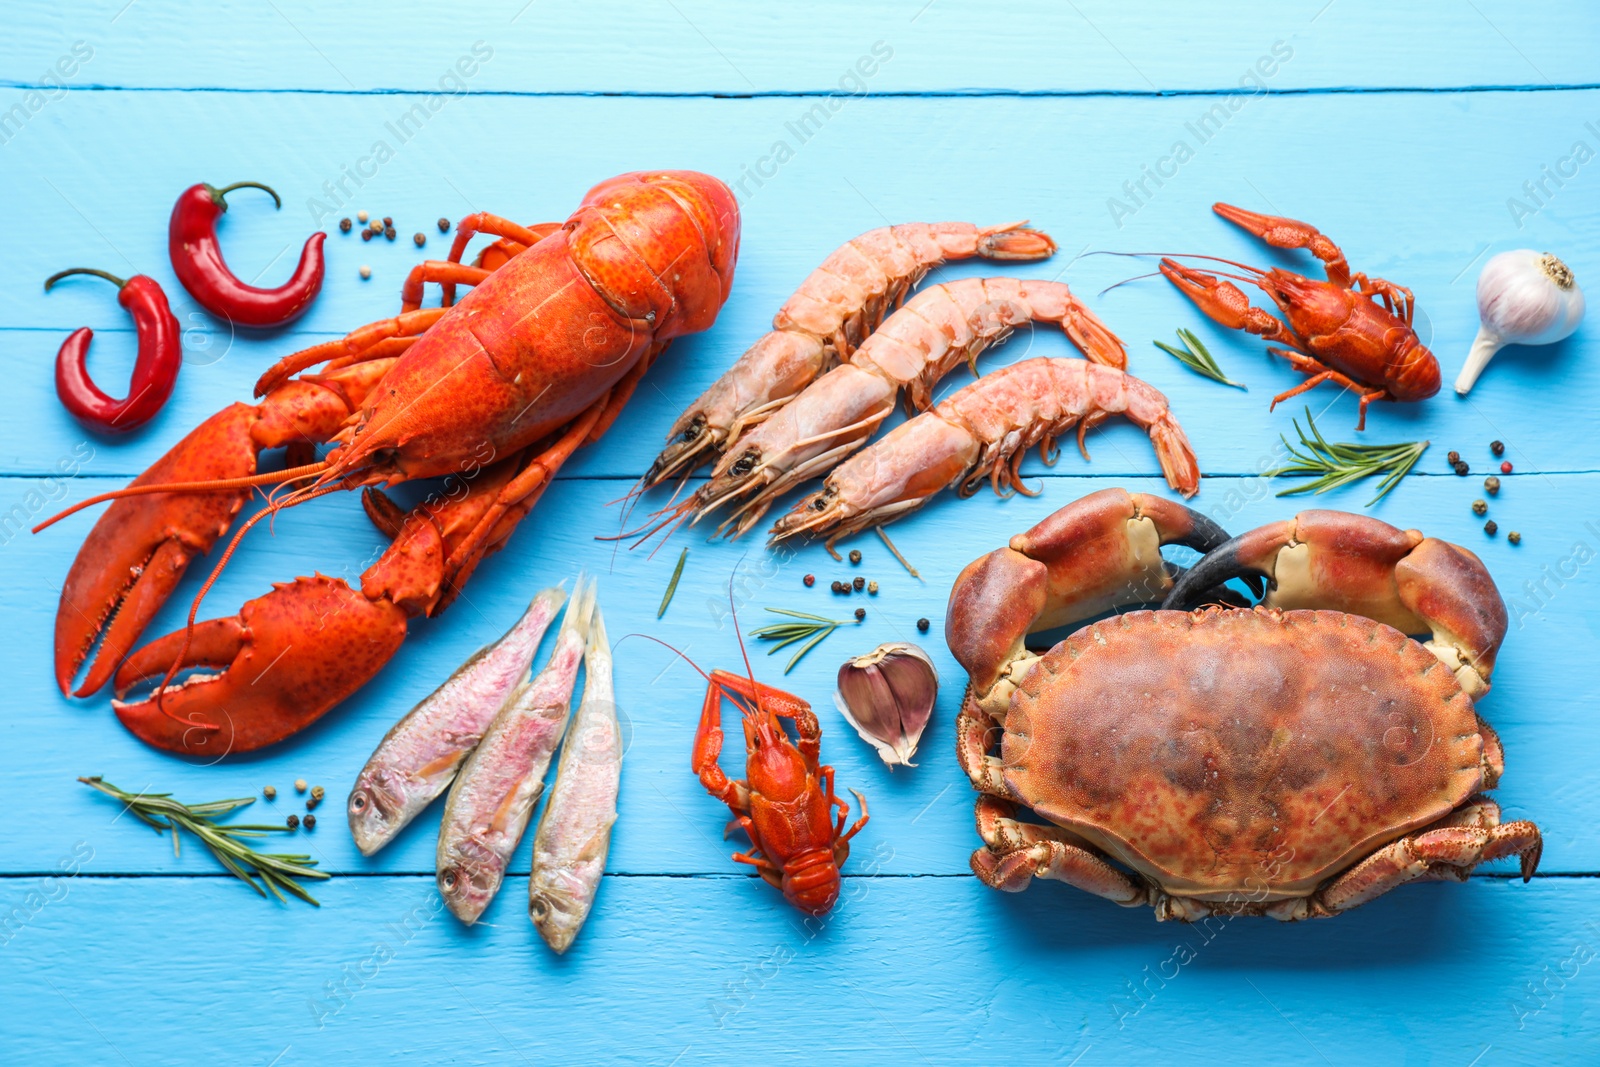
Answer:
[169,180,325,328]
[44,268,182,434]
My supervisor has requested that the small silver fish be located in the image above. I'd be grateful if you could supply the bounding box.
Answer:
[347,585,567,856]
[437,577,594,924]
[529,605,620,953]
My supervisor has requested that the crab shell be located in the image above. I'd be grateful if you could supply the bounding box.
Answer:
[1005,607,1487,905]
[950,489,1541,921]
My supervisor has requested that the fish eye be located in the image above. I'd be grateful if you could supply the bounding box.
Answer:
[351,792,367,811]
[442,869,458,889]
[812,497,827,510]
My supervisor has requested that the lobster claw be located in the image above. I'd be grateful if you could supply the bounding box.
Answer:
[55,405,263,698]
[111,575,408,755]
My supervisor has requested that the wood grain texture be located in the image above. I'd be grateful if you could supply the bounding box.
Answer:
[2,875,1594,1065]
[3,1,1598,1063]
[5,0,1596,93]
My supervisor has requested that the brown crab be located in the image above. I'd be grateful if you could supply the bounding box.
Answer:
[947,488,1541,921]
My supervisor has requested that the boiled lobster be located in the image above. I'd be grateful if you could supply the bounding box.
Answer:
[43,171,740,755]
[691,661,868,916]
[1155,203,1440,429]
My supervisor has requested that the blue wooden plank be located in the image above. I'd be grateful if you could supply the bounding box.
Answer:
[1,90,1597,481]
[5,472,1590,876]
[3,3,1598,1062]
[2,0,1595,94]
[1,873,1591,1065]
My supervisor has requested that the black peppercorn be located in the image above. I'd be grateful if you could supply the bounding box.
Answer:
[303,814,316,830]
[1447,451,1461,465]
[413,232,426,247]
[1453,461,1469,476]
[438,217,451,233]
[849,549,862,565]
[362,229,373,242]
[1490,440,1505,457]
[853,576,865,592]
[286,814,300,830]
[1484,520,1498,536]
[916,617,930,632]
[384,226,397,241]
[854,607,866,621]
[339,218,352,233]
[382,216,393,226]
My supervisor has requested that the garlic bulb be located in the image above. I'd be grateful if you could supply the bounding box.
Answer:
[1456,250,1584,394]
[834,643,938,767]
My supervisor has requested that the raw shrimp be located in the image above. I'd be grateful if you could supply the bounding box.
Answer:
[768,357,1202,553]
[644,222,1056,487]
[679,277,1126,539]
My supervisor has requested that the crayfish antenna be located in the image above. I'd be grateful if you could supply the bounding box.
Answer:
[620,633,757,718]
[724,567,765,719]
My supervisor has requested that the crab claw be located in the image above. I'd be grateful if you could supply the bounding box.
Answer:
[54,405,264,698]
[1167,511,1507,696]
[111,575,408,755]
[1212,203,1350,285]
[946,488,1237,705]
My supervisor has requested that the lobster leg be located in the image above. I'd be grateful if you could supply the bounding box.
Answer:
[441,215,562,305]
[400,262,494,312]
[255,308,448,396]
[107,426,566,755]
[53,362,397,698]
[1212,202,1351,287]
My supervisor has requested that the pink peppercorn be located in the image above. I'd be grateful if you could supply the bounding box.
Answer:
[1500,461,1512,474]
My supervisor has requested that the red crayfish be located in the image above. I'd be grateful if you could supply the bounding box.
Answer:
[1155,203,1441,429]
[40,171,740,755]
[686,642,869,916]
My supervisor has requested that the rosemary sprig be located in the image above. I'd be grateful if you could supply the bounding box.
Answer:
[1153,328,1246,389]
[657,547,688,618]
[749,608,857,673]
[80,776,328,906]
[1265,408,1429,506]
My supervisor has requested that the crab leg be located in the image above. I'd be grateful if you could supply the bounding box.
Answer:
[1312,798,1541,916]
[946,488,1237,718]
[969,796,1147,905]
[1166,510,1508,697]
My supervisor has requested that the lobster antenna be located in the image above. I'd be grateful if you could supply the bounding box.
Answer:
[31,460,332,533]
[150,479,350,726]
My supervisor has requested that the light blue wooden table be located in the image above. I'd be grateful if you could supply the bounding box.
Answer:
[4,3,1598,1063]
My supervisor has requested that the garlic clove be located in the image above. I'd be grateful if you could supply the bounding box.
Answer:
[1457,250,1584,394]
[834,643,938,768]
